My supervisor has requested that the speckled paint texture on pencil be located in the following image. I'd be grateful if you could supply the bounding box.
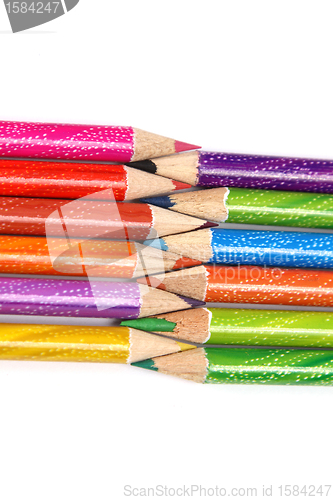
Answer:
[209,228,333,268]
[0,323,131,363]
[204,265,333,306]
[0,160,130,200]
[0,197,153,240]
[0,121,135,162]
[205,348,333,385]
[0,236,142,278]
[198,152,333,193]
[226,187,333,228]
[208,308,333,347]
[0,278,142,319]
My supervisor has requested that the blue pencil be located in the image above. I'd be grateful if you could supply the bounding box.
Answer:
[144,228,333,269]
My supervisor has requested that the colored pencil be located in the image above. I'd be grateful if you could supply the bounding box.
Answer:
[122,307,333,347]
[137,265,333,306]
[132,347,333,385]
[145,228,333,269]
[0,278,204,319]
[129,150,333,193]
[0,196,215,239]
[0,323,195,364]
[0,236,201,278]
[142,186,333,229]
[0,159,190,200]
[0,121,199,162]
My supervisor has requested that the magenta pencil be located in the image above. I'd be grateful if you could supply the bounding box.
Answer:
[0,121,199,163]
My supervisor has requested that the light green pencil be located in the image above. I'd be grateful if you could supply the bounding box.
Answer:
[141,186,333,229]
[121,307,333,348]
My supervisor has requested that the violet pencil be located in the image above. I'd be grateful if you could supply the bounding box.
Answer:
[130,151,333,193]
[0,277,204,319]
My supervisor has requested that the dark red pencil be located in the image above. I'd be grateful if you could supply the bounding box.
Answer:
[0,196,216,239]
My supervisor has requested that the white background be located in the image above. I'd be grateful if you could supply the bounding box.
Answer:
[0,1,333,499]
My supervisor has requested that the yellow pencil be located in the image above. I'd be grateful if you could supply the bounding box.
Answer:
[0,324,195,364]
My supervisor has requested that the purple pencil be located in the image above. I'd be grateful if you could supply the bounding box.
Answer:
[0,278,204,319]
[129,151,333,193]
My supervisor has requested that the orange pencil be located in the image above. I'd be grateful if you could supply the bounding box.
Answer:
[0,235,200,278]
[138,264,333,307]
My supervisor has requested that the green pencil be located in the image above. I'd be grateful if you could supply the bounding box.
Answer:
[121,307,333,348]
[141,186,333,229]
[132,347,333,385]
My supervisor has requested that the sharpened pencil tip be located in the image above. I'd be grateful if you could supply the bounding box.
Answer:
[174,256,202,269]
[178,342,197,352]
[131,359,158,371]
[143,239,168,251]
[172,180,192,190]
[175,141,201,153]
[136,276,164,288]
[140,195,174,208]
[180,295,206,308]
[201,221,219,228]
[121,317,177,332]
[125,160,157,174]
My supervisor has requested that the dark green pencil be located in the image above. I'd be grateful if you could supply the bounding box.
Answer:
[133,347,333,385]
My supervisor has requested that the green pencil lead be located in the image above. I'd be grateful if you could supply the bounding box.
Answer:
[131,359,158,371]
[121,318,177,332]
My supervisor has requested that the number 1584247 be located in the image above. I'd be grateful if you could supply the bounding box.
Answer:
[5,2,60,14]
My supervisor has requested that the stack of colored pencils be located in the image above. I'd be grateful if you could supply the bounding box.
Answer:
[1,120,333,385]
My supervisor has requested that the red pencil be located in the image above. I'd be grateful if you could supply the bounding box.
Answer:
[0,159,190,200]
[0,196,216,239]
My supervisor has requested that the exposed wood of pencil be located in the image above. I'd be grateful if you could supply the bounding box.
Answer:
[148,206,215,238]
[139,265,207,300]
[129,328,195,363]
[132,129,198,162]
[131,151,199,184]
[144,308,211,343]
[146,188,229,222]
[157,229,213,262]
[149,348,208,383]
[125,166,189,199]
[132,243,201,277]
[138,285,202,317]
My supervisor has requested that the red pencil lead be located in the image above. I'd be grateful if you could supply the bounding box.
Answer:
[172,180,193,190]
[174,141,201,153]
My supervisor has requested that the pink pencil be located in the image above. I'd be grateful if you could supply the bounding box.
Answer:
[0,121,199,163]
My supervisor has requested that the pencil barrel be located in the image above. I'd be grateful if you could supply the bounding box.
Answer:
[198,152,333,193]
[0,324,130,363]
[226,187,333,229]
[0,278,142,319]
[0,197,154,240]
[0,160,130,200]
[205,348,333,385]
[205,265,333,306]
[208,308,333,347]
[0,121,136,162]
[209,229,333,269]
